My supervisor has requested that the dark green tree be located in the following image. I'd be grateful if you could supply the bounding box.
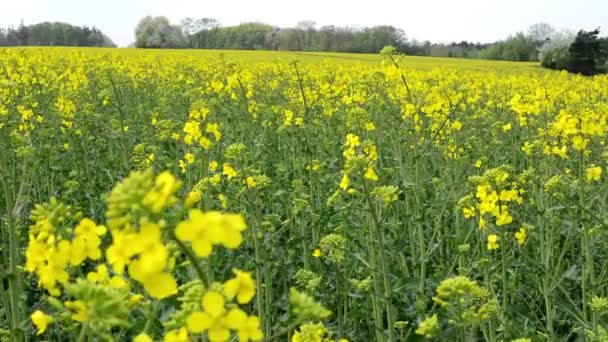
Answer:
[567,28,607,75]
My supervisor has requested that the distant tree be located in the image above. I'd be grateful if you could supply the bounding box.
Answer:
[181,17,220,35]
[135,16,187,48]
[479,32,537,61]
[295,21,316,51]
[16,21,29,45]
[0,28,7,46]
[538,30,575,70]
[0,21,115,47]
[567,28,607,75]
[527,22,556,45]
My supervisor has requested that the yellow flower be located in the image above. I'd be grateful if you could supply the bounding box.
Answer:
[206,123,222,141]
[186,189,203,208]
[106,230,138,274]
[487,234,499,250]
[176,209,247,256]
[176,210,219,257]
[586,165,602,182]
[462,206,476,218]
[215,212,247,249]
[186,291,229,340]
[339,174,350,191]
[209,160,219,172]
[292,323,328,342]
[345,133,360,147]
[218,194,228,208]
[502,123,512,132]
[164,327,189,342]
[129,294,144,305]
[199,136,212,149]
[312,248,322,258]
[364,166,379,181]
[475,159,482,168]
[75,218,107,237]
[210,174,222,185]
[246,176,257,188]
[237,315,264,341]
[452,120,463,131]
[223,163,238,180]
[515,227,527,245]
[143,171,181,213]
[184,153,196,164]
[224,269,256,304]
[87,264,111,283]
[305,160,321,171]
[365,121,376,131]
[31,310,53,335]
[137,271,178,299]
[70,233,103,265]
[65,300,89,322]
[133,333,154,342]
[495,208,513,226]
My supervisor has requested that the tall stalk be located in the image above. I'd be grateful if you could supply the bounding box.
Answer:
[1,152,25,342]
[363,180,396,342]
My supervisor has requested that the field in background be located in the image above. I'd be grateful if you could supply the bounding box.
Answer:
[12,46,542,70]
[1,47,606,342]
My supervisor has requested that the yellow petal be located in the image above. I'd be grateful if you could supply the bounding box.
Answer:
[186,311,211,333]
[144,273,177,299]
[208,328,230,342]
[223,308,248,330]
[133,333,153,342]
[192,238,213,257]
[202,291,225,317]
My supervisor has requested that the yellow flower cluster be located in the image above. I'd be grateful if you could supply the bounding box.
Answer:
[462,169,523,229]
[176,210,247,257]
[339,133,380,192]
[24,169,261,340]
[26,215,108,296]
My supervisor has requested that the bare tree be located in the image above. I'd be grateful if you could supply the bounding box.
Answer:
[296,20,316,51]
[181,17,220,35]
[528,22,556,44]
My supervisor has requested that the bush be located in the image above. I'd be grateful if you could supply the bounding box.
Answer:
[538,31,574,70]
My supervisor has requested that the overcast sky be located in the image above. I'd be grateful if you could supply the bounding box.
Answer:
[1,0,607,47]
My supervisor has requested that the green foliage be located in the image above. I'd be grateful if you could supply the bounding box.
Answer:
[289,288,332,321]
[567,28,607,75]
[0,22,114,47]
[134,16,187,49]
[479,33,538,61]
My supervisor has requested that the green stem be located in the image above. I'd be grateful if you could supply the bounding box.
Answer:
[363,181,396,342]
[1,156,24,342]
[500,228,508,315]
[77,324,87,342]
[260,320,302,342]
[537,181,554,338]
[171,233,209,287]
[248,204,268,336]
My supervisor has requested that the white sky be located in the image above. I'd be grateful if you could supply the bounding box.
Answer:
[1,0,607,47]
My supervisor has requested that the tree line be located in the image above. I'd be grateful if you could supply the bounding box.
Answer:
[136,16,608,67]
[0,22,115,47]
[136,16,492,57]
[539,28,608,75]
[2,17,606,74]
